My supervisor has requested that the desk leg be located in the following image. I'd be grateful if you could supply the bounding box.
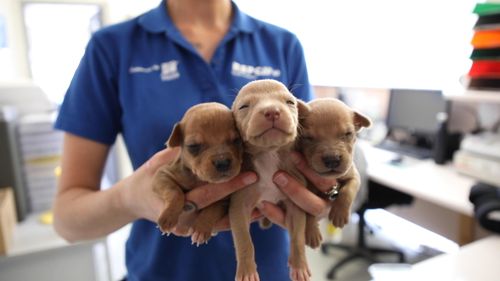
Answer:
[458,215,474,246]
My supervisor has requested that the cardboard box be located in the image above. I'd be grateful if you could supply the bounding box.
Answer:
[0,187,17,255]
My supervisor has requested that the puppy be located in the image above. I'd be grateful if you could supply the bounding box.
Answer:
[153,102,243,245]
[297,98,371,245]
[229,79,312,281]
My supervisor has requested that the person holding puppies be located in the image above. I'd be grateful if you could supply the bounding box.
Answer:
[52,0,348,280]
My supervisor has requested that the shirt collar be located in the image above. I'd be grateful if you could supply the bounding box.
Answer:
[138,0,260,35]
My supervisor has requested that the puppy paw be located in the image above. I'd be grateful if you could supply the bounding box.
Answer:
[191,229,212,246]
[236,264,259,281]
[305,227,323,249]
[157,211,180,234]
[328,208,350,228]
[191,218,217,246]
[289,265,311,281]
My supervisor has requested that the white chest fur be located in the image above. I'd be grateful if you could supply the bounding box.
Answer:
[252,151,286,203]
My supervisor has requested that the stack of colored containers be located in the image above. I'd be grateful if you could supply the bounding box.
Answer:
[469,2,500,90]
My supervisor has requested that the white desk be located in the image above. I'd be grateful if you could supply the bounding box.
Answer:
[0,213,111,281]
[358,141,477,244]
[410,235,500,281]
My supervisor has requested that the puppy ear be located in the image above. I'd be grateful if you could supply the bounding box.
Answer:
[353,111,372,131]
[166,123,183,147]
[297,99,311,121]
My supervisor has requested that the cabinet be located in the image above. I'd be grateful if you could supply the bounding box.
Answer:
[0,213,111,281]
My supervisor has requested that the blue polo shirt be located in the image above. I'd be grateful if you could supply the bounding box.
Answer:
[55,1,313,280]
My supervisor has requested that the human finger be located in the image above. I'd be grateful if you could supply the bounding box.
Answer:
[144,147,181,175]
[185,172,257,210]
[273,171,329,217]
[257,201,286,228]
[291,152,338,193]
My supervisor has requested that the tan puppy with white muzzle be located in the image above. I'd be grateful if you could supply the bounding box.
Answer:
[153,102,243,245]
[229,79,312,281]
[297,98,371,241]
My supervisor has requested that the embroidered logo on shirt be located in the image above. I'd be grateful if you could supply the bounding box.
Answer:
[129,64,160,73]
[231,61,281,79]
[161,61,180,81]
[129,60,180,81]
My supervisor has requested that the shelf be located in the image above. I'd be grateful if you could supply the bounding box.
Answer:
[4,213,67,257]
[1,212,104,258]
[444,89,500,103]
[0,212,111,281]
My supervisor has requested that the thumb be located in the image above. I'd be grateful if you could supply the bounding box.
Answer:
[145,147,180,175]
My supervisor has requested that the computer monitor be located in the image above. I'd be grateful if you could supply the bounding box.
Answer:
[386,89,446,136]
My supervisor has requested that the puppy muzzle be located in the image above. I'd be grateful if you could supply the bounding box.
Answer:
[322,154,342,170]
[213,158,232,172]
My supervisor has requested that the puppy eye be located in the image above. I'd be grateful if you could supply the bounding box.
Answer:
[186,143,202,155]
[239,104,249,110]
[302,136,314,142]
[344,131,354,139]
[286,100,295,105]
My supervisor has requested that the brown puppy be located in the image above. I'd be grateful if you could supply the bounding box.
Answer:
[297,98,371,245]
[229,79,311,281]
[153,102,243,245]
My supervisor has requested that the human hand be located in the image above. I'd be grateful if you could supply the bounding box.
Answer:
[120,147,180,224]
[121,147,259,236]
[258,152,337,228]
[172,171,260,238]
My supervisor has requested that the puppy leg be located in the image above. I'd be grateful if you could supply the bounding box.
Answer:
[153,167,185,234]
[284,200,311,281]
[329,169,360,228]
[230,188,261,281]
[305,214,322,249]
[191,201,226,245]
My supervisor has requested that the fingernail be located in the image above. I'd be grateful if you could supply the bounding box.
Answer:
[274,173,288,186]
[183,201,197,212]
[243,174,257,185]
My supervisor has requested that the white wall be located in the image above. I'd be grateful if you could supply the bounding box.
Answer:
[0,0,30,80]
[106,0,158,23]
[235,0,477,91]
[0,0,111,82]
[2,0,478,91]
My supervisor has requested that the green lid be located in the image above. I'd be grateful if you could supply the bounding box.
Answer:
[474,3,500,16]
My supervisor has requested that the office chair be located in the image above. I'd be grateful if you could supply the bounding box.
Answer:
[321,180,413,280]
[469,182,500,234]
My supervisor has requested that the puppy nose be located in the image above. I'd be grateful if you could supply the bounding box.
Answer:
[264,109,280,121]
[213,159,232,172]
[322,155,342,169]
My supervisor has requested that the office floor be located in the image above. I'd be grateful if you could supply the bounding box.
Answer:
[107,209,458,281]
[307,209,459,281]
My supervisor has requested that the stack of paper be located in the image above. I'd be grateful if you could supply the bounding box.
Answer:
[17,114,63,213]
[468,3,500,90]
